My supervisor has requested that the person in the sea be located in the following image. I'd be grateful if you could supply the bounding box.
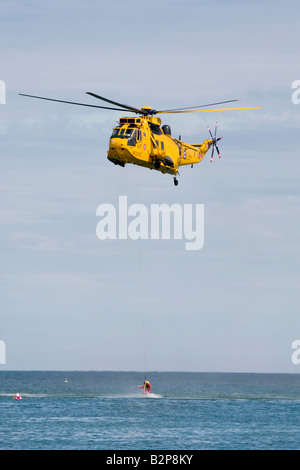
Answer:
[13,393,22,400]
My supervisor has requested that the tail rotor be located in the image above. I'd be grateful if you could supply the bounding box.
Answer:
[207,122,223,162]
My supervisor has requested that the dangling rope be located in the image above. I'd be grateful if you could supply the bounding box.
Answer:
[136,167,147,375]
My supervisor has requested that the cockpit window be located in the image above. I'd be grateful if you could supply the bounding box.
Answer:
[124,128,135,138]
[110,127,136,139]
[111,128,120,138]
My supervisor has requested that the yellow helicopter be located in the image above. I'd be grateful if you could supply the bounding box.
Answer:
[19,92,260,186]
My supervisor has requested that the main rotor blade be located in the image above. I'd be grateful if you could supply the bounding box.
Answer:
[157,99,240,113]
[86,92,142,114]
[157,106,261,114]
[19,93,133,112]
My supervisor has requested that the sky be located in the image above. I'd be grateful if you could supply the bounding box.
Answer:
[1,0,300,372]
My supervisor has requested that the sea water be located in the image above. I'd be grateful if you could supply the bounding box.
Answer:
[0,371,299,450]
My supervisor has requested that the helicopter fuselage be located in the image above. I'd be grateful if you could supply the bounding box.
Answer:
[107,115,212,177]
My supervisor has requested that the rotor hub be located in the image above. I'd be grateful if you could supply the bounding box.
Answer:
[140,106,158,115]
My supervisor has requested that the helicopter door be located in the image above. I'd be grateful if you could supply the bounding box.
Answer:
[128,129,143,153]
[135,129,142,153]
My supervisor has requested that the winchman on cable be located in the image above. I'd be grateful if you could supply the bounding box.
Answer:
[138,379,151,394]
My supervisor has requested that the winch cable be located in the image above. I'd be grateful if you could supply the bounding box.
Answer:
[136,167,147,375]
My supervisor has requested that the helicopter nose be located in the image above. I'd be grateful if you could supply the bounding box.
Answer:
[109,139,126,159]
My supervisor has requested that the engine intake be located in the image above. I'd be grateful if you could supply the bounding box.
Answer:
[162,125,171,136]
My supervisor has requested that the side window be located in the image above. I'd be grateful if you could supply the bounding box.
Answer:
[127,129,137,147]
[111,128,120,138]
[161,142,164,150]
